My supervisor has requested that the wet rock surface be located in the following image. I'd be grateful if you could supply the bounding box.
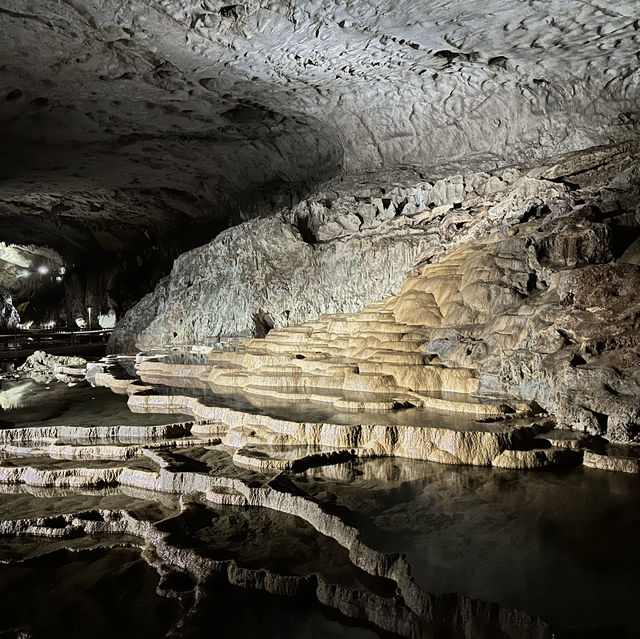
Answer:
[18,350,87,384]
[0,432,638,637]
[0,355,639,637]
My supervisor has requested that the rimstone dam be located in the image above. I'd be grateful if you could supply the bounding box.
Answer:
[1,1,640,637]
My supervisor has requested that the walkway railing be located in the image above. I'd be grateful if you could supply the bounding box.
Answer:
[0,329,113,354]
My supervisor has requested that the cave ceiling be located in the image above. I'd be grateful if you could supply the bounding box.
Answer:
[0,0,638,260]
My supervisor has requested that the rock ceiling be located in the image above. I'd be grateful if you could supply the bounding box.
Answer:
[2,1,639,253]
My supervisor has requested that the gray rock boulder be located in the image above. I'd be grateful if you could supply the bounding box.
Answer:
[18,351,87,385]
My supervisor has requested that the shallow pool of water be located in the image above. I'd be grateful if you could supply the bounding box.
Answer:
[135,380,512,431]
[0,546,374,639]
[0,379,190,428]
[296,458,640,634]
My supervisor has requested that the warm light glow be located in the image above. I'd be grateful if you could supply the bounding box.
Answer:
[37,265,49,275]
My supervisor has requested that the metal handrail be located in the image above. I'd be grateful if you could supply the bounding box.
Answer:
[0,329,113,352]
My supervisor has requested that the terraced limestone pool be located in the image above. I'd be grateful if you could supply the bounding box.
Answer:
[1,364,640,638]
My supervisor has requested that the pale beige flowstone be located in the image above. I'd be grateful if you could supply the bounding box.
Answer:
[130,251,541,420]
[85,369,640,474]
[0,422,193,445]
[0,436,220,462]
[119,155,640,455]
[0,459,551,639]
[583,451,640,474]
[491,447,580,470]
[231,446,356,473]
[105,239,548,474]
[127,392,538,467]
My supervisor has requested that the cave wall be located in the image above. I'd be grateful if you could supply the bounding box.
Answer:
[111,142,640,351]
[1,0,639,333]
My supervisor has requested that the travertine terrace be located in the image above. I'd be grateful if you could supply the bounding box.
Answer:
[1,1,640,637]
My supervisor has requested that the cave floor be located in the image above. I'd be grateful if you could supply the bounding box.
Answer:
[0,371,639,638]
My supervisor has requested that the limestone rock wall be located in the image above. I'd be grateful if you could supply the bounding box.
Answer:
[109,214,426,351]
[2,0,640,322]
[109,160,561,351]
[111,142,637,352]
[111,142,640,445]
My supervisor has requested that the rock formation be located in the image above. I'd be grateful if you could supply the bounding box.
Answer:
[0,413,637,636]
[0,288,19,331]
[2,2,640,637]
[111,142,640,349]
[108,142,640,449]
[2,0,640,326]
[18,351,87,384]
[0,455,555,638]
